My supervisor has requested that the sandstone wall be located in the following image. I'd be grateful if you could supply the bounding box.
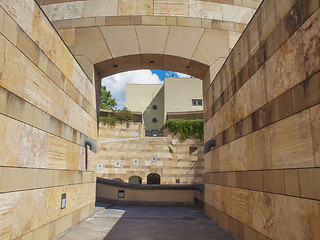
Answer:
[0,0,97,239]
[203,0,320,239]
[98,122,204,184]
[35,0,262,82]
[38,0,261,23]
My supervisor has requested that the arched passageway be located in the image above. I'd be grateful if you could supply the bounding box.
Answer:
[147,173,161,184]
[112,178,124,182]
[128,175,142,184]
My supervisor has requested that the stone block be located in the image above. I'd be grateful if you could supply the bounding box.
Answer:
[72,18,95,28]
[57,28,75,47]
[0,167,28,192]
[0,192,13,238]
[3,13,18,46]
[274,194,320,239]
[18,124,49,168]
[105,16,130,26]
[0,114,21,166]
[177,17,201,27]
[264,170,285,194]
[118,0,153,16]
[189,1,222,20]
[229,31,241,49]
[154,0,189,16]
[252,191,275,238]
[84,0,118,18]
[300,0,320,20]
[292,71,320,113]
[230,137,247,171]
[166,16,177,26]
[75,27,112,64]
[59,20,72,29]
[32,223,49,240]
[263,34,275,61]
[266,30,306,102]
[310,104,320,166]
[193,28,229,68]
[0,7,4,33]
[28,168,53,189]
[222,4,254,24]
[100,26,139,58]
[238,115,253,137]
[242,171,264,191]
[95,17,106,26]
[164,26,204,59]
[284,169,300,196]
[219,143,231,172]
[244,225,258,240]
[285,1,304,39]
[17,28,40,66]
[202,19,212,28]
[270,110,314,169]
[278,90,293,120]
[246,127,271,170]
[299,168,320,200]
[136,26,169,54]
[275,0,296,24]
[232,188,251,225]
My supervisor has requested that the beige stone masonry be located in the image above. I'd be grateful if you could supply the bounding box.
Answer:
[39,0,261,22]
[164,26,204,59]
[135,26,169,54]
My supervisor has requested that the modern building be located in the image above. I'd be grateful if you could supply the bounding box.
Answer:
[125,77,203,131]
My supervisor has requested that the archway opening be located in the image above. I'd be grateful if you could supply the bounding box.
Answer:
[128,175,142,184]
[147,173,161,184]
[112,178,124,182]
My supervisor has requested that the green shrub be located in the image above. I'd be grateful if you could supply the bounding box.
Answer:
[100,107,133,127]
[165,118,203,141]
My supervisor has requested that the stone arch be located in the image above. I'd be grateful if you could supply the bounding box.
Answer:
[147,173,161,184]
[112,178,124,182]
[128,175,142,184]
[38,0,262,112]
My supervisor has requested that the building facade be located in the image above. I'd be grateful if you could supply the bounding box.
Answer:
[125,77,203,130]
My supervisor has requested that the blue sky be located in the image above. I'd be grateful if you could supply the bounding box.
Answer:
[102,70,191,109]
[150,70,192,81]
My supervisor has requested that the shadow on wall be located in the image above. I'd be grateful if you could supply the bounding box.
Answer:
[143,86,164,131]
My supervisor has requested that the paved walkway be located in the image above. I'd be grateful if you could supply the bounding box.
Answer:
[59,204,234,240]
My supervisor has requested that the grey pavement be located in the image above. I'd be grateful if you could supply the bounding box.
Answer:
[59,205,234,240]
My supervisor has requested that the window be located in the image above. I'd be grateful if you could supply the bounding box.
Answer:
[152,118,157,123]
[152,105,157,110]
[192,99,202,106]
[152,130,157,136]
[176,179,180,184]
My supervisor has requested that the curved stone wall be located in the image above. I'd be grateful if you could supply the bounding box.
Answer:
[0,0,97,238]
[38,0,261,23]
[204,0,320,239]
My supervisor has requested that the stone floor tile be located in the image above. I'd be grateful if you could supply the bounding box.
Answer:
[58,205,234,240]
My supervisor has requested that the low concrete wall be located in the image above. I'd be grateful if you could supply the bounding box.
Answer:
[96,178,204,207]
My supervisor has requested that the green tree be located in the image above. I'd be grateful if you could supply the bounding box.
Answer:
[100,86,117,110]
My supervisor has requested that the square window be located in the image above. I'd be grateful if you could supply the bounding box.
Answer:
[133,158,139,165]
[192,99,202,106]
[115,161,121,167]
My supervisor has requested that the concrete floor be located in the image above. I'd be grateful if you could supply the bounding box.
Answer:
[59,204,234,240]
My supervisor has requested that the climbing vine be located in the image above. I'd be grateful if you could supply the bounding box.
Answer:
[165,119,203,141]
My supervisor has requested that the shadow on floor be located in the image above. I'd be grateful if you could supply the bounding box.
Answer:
[59,204,234,240]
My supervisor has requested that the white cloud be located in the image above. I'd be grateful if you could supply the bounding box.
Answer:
[102,70,163,109]
[176,72,192,78]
